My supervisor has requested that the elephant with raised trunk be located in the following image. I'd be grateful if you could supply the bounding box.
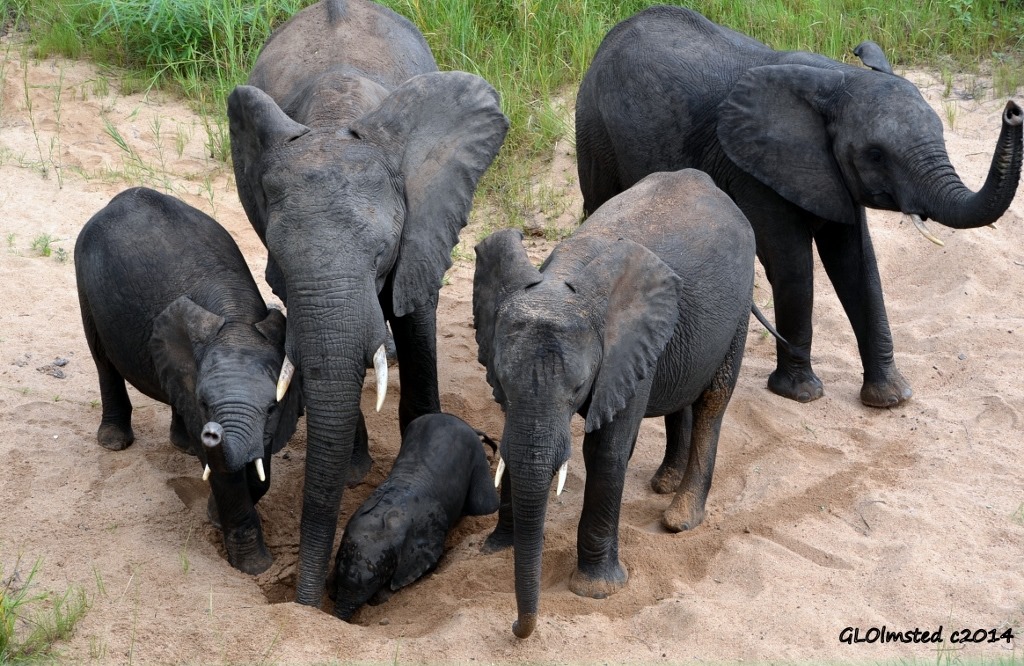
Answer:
[227,0,508,607]
[75,187,302,574]
[576,6,1023,407]
[474,169,756,638]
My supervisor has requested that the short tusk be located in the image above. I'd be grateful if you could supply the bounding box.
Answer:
[202,465,211,482]
[373,344,388,412]
[908,214,945,247]
[494,456,505,488]
[276,356,295,402]
[556,462,568,496]
[255,458,266,483]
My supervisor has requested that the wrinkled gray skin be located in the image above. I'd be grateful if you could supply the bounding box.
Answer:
[474,170,755,638]
[576,6,1023,408]
[329,413,499,620]
[75,187,302,575]
[227,0,508,606]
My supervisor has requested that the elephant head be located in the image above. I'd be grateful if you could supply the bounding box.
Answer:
[474,229,682,638]
[227,71,508,603]
[717,44,1023,234]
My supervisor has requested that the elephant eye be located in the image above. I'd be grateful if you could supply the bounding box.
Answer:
[867,148,884,163]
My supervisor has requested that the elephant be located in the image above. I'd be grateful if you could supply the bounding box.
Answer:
[75,187,302,574]
[227,0,508,606]
[329,413,499,620]
[575,6,1023,408]
[474,169,756,638]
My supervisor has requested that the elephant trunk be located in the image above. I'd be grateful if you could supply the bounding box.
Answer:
[508,458,555,639]
[924,101,1022,229]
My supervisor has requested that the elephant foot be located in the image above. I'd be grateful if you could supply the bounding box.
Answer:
[481,526,514,554]
[569,561,628,599]
[650,464,684,495]
[860,370,912,408]
[346,448,373,487]
[662,493,706,533]
[97,422,134,451]
[207,494,222,529]
[768,368,824,403]
[223,519,273,575]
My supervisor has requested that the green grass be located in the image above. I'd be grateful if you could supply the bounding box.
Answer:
[4,0,1023,225]
[0,558,90,663]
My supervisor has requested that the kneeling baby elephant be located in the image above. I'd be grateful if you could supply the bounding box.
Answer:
[473,169,756,638]
[75,187,302,574]
[330,413,499,620]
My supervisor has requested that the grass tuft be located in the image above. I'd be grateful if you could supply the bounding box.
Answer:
[1,558,90,663]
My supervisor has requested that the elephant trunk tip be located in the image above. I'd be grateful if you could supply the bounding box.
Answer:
[512,613,537,639]
[1005,101,1022,126]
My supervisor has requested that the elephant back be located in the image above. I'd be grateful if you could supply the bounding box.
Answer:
[249,0,438,102]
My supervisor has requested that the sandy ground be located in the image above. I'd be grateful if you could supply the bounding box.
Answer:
[0,38,1022,665]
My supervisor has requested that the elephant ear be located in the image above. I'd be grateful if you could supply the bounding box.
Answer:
[567,240,682,432]
[718,64,857,226]
[227,86,310,244]
[853,41,894,75]
[472,229,542,405]
[149,296,226,428]
[391,504,448,590]
[351,71,509,318]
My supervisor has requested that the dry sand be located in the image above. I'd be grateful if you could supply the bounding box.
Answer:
[0,40,1022,664]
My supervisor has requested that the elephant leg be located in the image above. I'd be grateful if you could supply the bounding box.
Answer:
[207,464,273,575]
[169,408,193,454]
[569,389,649,599]
[385,295,441,433]
[82,308,135,451]
[650,407,692,494]
[482,466,513,553]
[755,212,822,402]
[813,219,911,407]
[663,321,746,532]
[346,411,371,487]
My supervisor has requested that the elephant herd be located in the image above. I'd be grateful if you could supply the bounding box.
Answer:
[74,0,1021,640]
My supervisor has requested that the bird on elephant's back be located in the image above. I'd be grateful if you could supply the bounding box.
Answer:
[227,0,508,610]
[575,5,1022,408]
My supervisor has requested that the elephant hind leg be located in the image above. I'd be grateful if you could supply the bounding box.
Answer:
[663,323,747,533]
[80,301,135,451]
[650,407,692,494]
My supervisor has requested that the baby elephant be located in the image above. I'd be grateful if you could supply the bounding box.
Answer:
[75,187,301,575]
[331,413,499,620]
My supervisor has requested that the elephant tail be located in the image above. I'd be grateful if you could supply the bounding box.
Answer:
[751,304,791,352]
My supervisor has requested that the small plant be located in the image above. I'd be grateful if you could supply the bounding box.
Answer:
[943,100,959,130]
[1013,502,1024,525]
[30,233,54,257]
[179,526,193,575]
[5,232,14,250]
[0,557,90,663]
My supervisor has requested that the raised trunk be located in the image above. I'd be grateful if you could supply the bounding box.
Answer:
[924,101,1022,228]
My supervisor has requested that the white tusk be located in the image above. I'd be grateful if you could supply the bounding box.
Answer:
[373,344,388,412]
[556,462,568,496]
[494,456,505,489]
[255,458,266,482]
[908,214,945,247]
[202,465,211,482]
[276,356,295,402]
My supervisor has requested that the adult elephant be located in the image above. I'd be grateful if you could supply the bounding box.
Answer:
[475,170,756,638]
[227,0,508,608]
[576,6,1023,407]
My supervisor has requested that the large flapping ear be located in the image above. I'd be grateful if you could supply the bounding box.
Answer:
[718,64,857,225]
[853,41,894,75]
[391,503,449,590]
[472,229,542,405]
[567,240,682,432]
[227,85,311,241]
[149,296,226,426]
[351,71,509,317]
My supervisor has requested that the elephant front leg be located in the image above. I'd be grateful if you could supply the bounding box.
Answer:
[569,409,645,599]
[386,295,441,433]
[758,218,823,403]
[813,219,912,407]
[482,467,513,553]
[208,464,272,575]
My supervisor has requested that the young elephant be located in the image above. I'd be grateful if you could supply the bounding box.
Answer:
[330,413,499,620]
[75,187,302,574]
[474,169,755,638]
